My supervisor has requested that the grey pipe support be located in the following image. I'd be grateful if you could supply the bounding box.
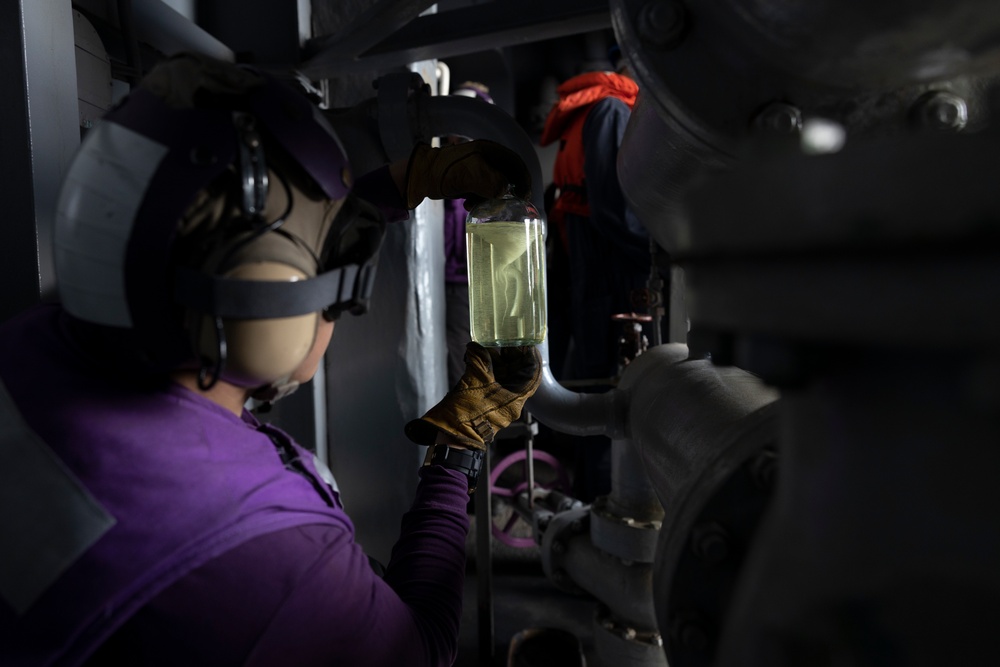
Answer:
[562,533,658,630]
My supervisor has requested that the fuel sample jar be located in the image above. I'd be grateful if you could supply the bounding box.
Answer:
[466,190,547,347]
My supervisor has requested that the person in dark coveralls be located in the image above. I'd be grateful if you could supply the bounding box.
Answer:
[539,49,651,500]
[0,53,540,667]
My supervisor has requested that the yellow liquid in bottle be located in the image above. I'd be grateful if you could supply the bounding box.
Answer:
[466,220,547,347]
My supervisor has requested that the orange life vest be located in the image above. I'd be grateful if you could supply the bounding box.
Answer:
[540,72,638,250]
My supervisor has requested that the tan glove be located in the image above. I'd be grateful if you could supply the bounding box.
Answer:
[405,343,542,450]
[405,140,532,210]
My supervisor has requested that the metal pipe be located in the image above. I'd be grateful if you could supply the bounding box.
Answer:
[423,95,544,206]
[621,347,779,511]
[608,434,663,522]
[131,0,234,62]
[530,362,628,438]
[608,343,688,517]
[562,533,658,630]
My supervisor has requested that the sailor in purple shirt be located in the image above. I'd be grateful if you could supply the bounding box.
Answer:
[0,53,538,667]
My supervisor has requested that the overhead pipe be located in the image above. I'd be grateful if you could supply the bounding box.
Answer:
[130,0,234,62]
[422,95,544,215]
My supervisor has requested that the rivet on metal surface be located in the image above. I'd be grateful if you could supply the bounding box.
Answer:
[754,102,803,135]
[637,0,687,49]
[749,447,778,490]
[691,522,730,563]
[913,91,968,131]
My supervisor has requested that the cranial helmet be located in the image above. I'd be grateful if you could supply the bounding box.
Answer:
[55,53,386,400]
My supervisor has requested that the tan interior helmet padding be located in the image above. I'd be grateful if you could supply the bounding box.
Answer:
[189,167,346,279]
[197,261,318,386]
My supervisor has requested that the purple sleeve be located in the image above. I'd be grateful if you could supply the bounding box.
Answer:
[353,165,410,223]
[245,465,470,667]
[114,465,470,667]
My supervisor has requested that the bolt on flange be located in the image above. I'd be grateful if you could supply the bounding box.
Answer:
[638,0,687,49]
[912,91,968,132]
[754,102,803,135]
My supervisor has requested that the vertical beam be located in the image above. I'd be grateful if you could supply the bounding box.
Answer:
[0,0,80,322]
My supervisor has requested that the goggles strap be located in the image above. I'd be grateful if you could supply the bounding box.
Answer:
[175,259,378,320]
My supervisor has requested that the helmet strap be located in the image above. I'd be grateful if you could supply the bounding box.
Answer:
[196,315,228,391]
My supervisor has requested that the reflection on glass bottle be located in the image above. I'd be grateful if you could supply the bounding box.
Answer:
[466,192,547,347]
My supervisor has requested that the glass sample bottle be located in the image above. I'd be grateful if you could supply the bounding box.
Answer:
[466,190,547,347]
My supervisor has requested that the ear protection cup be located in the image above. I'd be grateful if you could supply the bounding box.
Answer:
[188,167,335,390]
[195,261,319,388]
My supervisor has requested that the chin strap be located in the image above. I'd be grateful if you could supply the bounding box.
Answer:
[196,316,227,391]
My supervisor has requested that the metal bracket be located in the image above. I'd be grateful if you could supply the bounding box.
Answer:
[376,71,430,161]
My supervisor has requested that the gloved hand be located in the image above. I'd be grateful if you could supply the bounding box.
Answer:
[405,140,532,210]
[405,343,542,450]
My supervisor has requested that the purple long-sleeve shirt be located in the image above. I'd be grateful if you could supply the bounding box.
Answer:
[90,468,469,667]
[0,304,470,667]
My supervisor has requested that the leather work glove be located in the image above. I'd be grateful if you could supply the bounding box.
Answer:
[405,140,532,210]
[405,343,542,450]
